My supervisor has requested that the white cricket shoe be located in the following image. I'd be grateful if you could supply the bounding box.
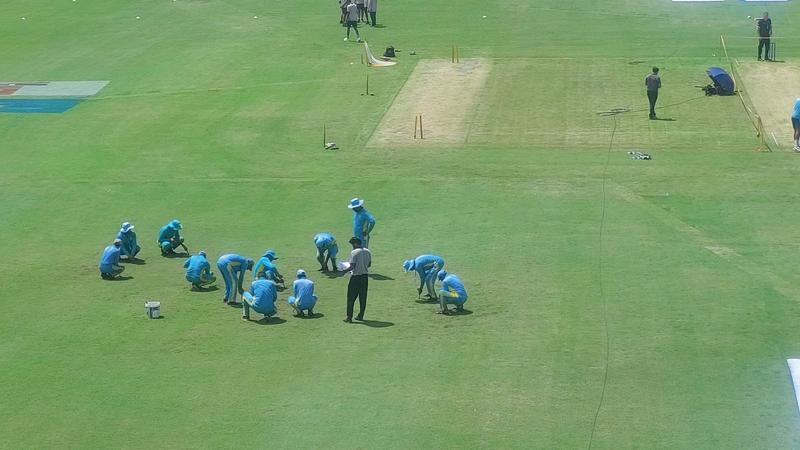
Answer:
[343,37,348,41]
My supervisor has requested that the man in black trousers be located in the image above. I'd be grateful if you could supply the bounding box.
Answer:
[645,67,661,120]
[756,12,772,61]
[344,237,371,323]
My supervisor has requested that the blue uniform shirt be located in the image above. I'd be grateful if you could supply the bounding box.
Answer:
[441,274,468,301]
[414,254,445,277]
[314,233,339,257]
[352,209,376,241]
[292,278,316,307]
[253,257,279,280]
[792,98,800,119]
[116,229,138,256]
[249,279,278,311]
[158,224,180,243]
[99,245,121,273]
[184,254,211,280]
[218,253,249,271]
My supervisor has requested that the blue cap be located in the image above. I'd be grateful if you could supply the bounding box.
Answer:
[347,198,365,209]
[198,250,206,257]
[297,269,307,278]
[120,222,134,233]
[437,270,448,281]
[402,260,414,272]
[170,219,182,230]
[263,250,278,260]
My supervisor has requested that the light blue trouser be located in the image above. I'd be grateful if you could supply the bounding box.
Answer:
[439,290,466,310]
[121,244,140,258]
[100,265,124,279]
[288,295,318,312]
[187,273,216,286]
[243,292,277,319]
[217,263,241,301]
[316,248,337,269]
[424,269,440,298]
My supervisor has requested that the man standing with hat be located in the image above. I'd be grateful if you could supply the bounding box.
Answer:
[344,237,371,323]
[348,198,376,248]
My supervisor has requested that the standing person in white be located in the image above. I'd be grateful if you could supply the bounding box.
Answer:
[344,0,362,42]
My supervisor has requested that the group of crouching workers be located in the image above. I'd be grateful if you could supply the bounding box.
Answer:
[98,199,469,320]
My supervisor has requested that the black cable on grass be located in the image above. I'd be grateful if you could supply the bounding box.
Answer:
[596,95,706,117]
[586,115,616,450]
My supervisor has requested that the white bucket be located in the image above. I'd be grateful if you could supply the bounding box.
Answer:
[145,301,160,319]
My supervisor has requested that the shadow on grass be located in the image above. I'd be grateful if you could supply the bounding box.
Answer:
[297,312,325,319]
[415,298,439,304]
[445,309,473,316]
[122,258,146,265]
[652,117,676,122]
[191,285,219,292]
[324,270,347,279]
[106,276,134,281]
[249,317,287,325]
[369,273,394,281]
[162,252,190,259]
[354,319,394,328]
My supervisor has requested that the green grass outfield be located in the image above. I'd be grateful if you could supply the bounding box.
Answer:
[3,0,800,447]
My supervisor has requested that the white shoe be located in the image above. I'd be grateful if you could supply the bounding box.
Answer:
[343,37,348,41]
[794,146,800,153]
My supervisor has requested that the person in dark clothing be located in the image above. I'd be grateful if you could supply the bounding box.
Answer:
[645,67,661,120]
[344,237,371,323]
[757,12,772,61]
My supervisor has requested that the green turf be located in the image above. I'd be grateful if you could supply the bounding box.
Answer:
[3,0,800,447]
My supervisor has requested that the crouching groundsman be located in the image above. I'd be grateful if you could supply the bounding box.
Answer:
[184,250,216,289]
[217,253,254,304]
[314,232,339,272]
[157,219,186,255]
[288,269,317,317]
[403,254,445,299]
[99,239,125,280]
[243,272,279,322]
[117,222,141,260]
[437,270,468,315]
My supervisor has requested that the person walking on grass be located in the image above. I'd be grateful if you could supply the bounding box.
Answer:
[344,0,362,42]
[365,0,377,26]
[243,272,279,322]
[288,269,318,317]
[344,237,371,323]
[756,12,772,61]
[791,97,800,152]
[645,67,661,120]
